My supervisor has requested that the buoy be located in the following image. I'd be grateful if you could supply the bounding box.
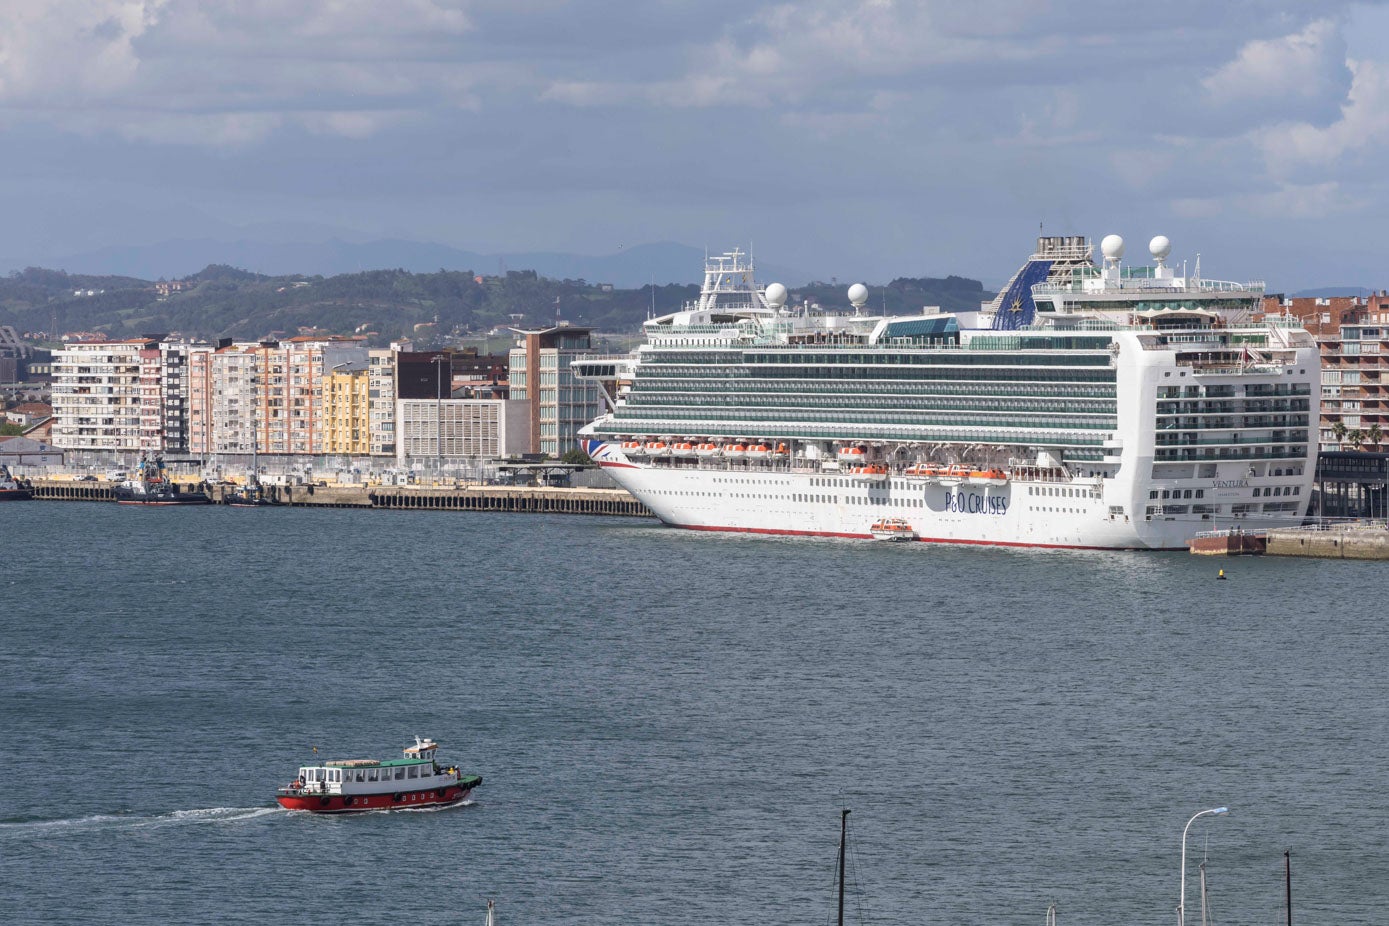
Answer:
[1217,569,1227,580]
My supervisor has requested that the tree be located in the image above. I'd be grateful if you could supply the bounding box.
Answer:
[1348,428,1366,451]
[0,422,23,436]
[1368,423,1383,451]
[1332,420,1348,447]
[560,448,591,465]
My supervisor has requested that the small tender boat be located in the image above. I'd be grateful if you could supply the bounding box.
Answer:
[870,517,917,541]
[837,445,867,464]
[0,464,33,501]
[645,440,670,456]
[672,441,696,458]
[276,736,481,814]
[723,443,748,460]
[695,442,721,459]
[967,468,1009,486]
[620,440,646,456]
[745,443,771,461]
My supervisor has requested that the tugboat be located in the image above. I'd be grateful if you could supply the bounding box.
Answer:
[114,455,211,505]
[276,736,482,814]
[0,464,33,501]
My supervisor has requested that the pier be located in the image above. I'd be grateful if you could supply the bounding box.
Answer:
[28,478,651,518]
[1264,522,1389,559]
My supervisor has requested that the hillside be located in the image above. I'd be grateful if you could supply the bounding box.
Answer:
[0,264,989,346]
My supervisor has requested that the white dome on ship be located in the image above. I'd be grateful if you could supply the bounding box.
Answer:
[1149,235,1171,260]
[847,283,869,307]
[1101,234,1125,260]
[765,282,787,307]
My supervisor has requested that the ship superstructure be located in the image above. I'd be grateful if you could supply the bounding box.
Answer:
[574,238,1319,549]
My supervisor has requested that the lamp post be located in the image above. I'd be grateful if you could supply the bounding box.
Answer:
[434,354,447,484]
[1179,807,1228,926]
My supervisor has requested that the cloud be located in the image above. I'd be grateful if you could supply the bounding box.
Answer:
[1257,58,1389,177]
[1203,18,1351,123]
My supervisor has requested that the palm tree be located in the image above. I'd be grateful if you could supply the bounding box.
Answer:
[1332,420,1348,447]
[1368,423,1383,452]
[1348,428,1366,451]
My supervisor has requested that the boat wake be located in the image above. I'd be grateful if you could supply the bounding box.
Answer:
[0,805,282,836]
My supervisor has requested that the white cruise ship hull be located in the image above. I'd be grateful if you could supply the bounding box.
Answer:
[591,449,1306,551]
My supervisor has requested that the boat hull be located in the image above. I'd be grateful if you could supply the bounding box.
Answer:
[0,488,33,501]
[276,780,478,814]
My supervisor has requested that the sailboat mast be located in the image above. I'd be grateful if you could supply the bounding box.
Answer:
[838,808,850,926]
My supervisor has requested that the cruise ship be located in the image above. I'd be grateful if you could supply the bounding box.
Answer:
[574,236,1320,549]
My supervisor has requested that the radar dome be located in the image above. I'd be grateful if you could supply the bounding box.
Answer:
[1149,235,1171,260]
[764,282,787,307]
[1100,234,1125,260]
[847,283,869,307]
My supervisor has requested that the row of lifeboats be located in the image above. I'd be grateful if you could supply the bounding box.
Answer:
[903,464,1009,486]
[621,440,790,461]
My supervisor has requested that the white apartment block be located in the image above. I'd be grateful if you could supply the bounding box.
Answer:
[53,338,191,454]
[369,348,398,457]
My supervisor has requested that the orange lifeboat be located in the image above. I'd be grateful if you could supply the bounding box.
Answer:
[695,442,721,459]
[770,442,789,461]
[849,463,889,483]
[745,443,771,461]
[837,445,867,464]
[937,464,971,486]
[621,440,646,456]
[672,442,696,458]
[723,443,748,460]
[645,440,669,456]
[967,468,1009,486]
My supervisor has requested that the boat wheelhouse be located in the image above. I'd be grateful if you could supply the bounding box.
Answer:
[276,736,481,814]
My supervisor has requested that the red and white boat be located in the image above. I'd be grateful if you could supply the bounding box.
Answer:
[275,736,481,814]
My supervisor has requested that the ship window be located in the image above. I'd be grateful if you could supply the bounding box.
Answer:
[408,766,419,779]
[368,769,378,782]
[395,768,405,780]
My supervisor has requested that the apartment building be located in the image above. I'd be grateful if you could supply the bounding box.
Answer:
[507,324,605,457]
[1267,294,1387,452]
[323,362,370,455]
[53,338,192,454]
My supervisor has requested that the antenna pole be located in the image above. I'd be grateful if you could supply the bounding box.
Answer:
[838,808,850,926]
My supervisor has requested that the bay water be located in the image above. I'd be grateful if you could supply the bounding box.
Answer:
[2,502,1386,924]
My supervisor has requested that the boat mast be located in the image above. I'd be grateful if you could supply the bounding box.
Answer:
[838,808,850,926]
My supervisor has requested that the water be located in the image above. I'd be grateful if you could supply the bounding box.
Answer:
[2,502,1386,925]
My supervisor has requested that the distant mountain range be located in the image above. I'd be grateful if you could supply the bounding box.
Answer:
[1,239,816,289]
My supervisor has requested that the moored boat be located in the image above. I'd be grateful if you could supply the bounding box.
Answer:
[0,464,33,501]
[870,517,917,541]
[275,736,481,814]
[115,455,211,505]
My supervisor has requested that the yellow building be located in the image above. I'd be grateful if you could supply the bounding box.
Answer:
[322,364,370,455]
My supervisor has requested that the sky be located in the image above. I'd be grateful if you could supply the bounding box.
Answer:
[3,0,1389,290]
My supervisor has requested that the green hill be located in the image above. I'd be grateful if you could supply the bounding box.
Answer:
[0,264,988,346]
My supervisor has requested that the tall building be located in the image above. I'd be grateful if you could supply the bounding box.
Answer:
[323,362,370,455]
[53,337,192,455]
[1266,294,1386,452]
[395,397,529,463]
[507,324,605,457]
[368,348,398,457]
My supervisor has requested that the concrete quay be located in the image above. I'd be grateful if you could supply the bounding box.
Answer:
[28,477,651,518]
[1264,523,1389,559]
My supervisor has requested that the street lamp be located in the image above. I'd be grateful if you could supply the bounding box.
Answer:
[1179,806,1229,926]
[434,354,448,484]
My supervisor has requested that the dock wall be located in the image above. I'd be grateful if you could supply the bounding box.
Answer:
[27,478,651,518]
[1265,525,1389,559]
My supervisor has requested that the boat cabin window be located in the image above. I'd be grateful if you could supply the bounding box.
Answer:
[408,766,419,779]
[395,768,405,780]
[368,769,378,782]
[354,771,365,782]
